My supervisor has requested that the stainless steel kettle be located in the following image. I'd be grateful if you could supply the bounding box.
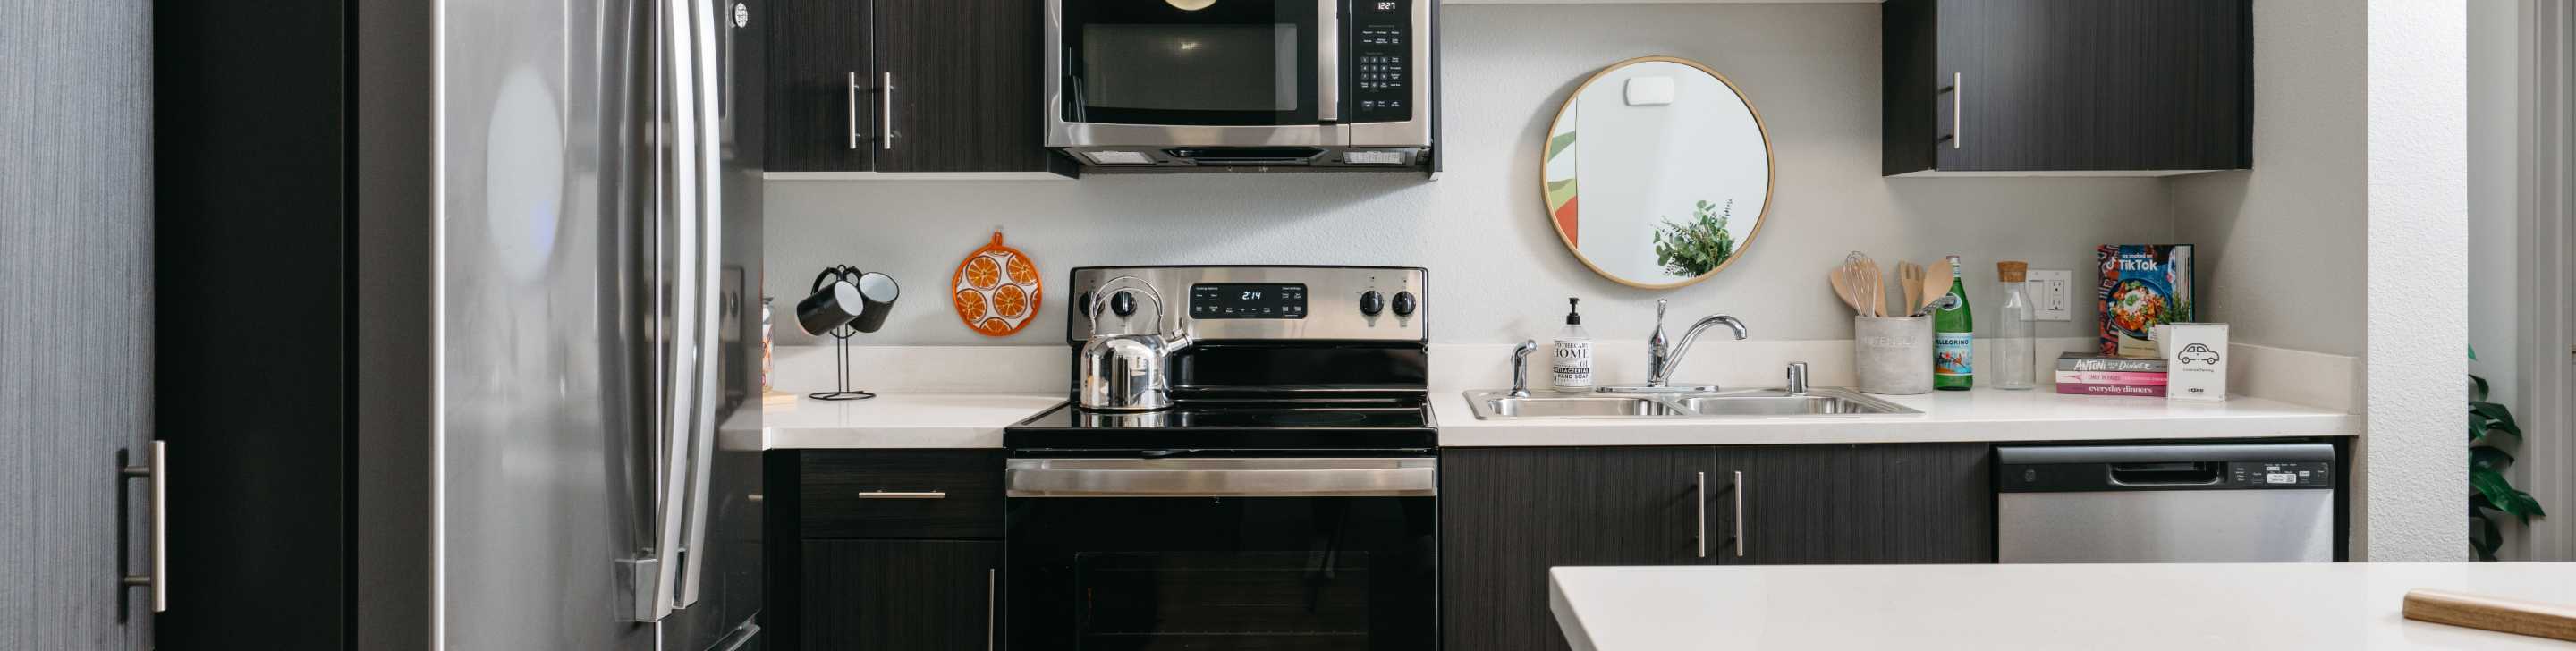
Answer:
[1079,276,1194,411]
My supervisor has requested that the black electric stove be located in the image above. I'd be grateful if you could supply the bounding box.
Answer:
[1004,265,1436,454]
[1002,265,1441,651]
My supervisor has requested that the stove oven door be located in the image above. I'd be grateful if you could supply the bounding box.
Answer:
[1004,457,1438,650]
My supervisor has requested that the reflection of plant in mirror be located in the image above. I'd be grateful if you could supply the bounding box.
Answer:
[1653,199,1736,277]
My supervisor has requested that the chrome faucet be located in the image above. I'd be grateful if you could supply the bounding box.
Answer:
[1645,299,1748,388]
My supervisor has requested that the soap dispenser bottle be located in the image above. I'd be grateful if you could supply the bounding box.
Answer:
[1553,298,1594,391]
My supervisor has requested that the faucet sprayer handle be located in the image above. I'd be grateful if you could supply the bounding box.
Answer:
[1656,299,1669,324]
[1510,340,1539,398]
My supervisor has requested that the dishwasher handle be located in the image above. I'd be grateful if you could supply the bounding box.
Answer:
[2107,461,2223,486]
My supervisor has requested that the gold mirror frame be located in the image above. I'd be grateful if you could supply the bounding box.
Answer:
[1542,55,1775,290]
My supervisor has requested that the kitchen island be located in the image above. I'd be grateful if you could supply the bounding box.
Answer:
[1550,562,2576,650]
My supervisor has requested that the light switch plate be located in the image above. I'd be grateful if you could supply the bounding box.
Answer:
[2029,270,2072,321]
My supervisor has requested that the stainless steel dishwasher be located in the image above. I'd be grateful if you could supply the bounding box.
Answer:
[1996,444,2334,562]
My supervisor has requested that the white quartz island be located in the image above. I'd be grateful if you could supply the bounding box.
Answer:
[1549,562,2576,650]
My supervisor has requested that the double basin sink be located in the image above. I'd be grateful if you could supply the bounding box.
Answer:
[1464,387,1919,419]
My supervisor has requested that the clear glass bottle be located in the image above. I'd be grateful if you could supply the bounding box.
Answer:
[1994,261,2036,390]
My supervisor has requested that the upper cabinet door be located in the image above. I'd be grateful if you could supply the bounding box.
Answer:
[765,0,874,172]
[874,0,1054,173]
[1886,0,2250,175]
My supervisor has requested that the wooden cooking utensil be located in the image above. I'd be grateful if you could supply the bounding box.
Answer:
[1861,257,1883,317]
[2403,588,2576,642]
[1898,261,1922,318]
[1828,269,1863,316]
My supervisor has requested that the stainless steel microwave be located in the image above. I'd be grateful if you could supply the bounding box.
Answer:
[1045,0,1434,170]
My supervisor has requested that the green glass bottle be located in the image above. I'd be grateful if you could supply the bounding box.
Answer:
[1934,255,1974,390]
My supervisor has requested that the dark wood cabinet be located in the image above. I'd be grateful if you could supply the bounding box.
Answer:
[1884,0,2250,175]
[1711,444,1994,565]
[763,0,1060,173]
[1441,447,1717,651]
[769,449,1006,651]
[873,0,1050,173]
[801,540,1001,651]
[1441,444,1993,651]
[764,0,874,172]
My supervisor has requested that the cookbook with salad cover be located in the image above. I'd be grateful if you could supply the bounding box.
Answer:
[2097,244,2195,359]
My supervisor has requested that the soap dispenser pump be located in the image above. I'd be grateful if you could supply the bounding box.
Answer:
[1553,298,1594,391]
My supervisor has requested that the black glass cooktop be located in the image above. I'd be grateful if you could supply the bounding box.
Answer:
[1005,402,1437,452]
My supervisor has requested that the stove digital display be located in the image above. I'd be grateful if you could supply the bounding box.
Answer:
[1190,283,1308,319]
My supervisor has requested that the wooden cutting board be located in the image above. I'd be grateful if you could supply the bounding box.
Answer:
[2403,588,2576,642]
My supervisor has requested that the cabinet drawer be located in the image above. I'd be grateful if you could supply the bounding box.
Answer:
[800,449,1005,538]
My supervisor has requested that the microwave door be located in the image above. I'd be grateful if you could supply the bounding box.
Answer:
[1057,0,1325,127]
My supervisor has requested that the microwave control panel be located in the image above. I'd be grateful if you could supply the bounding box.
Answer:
[1349,0,1413,123]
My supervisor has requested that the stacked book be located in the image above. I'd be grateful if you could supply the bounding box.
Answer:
[2055,353,2167,397]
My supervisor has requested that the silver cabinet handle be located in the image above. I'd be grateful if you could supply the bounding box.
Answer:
[121,441,166,613]
[846,72,860,149]
[1951,72,1962,149]
[857,490,947,499]
[986,568,997,651]
[880,72,895,150]
[1695,471,1707,559]
[1315,0,1339,122]
[1733,470,1746,558]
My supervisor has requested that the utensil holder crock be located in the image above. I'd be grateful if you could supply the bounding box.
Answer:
[1853,316,1933,395]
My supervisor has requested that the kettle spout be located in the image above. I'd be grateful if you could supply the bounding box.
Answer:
[1162,318,1197,355]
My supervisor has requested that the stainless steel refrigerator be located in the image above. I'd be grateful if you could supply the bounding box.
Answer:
[437,0,763,649]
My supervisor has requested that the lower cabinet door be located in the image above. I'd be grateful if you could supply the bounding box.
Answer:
[1442,446,1716,651]
[1714,444,1995,564]
[801,540,1002,651]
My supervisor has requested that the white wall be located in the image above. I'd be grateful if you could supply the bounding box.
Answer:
[764,4,2175,348]
[2168,0,2368,358]
[2365,0,2471,562]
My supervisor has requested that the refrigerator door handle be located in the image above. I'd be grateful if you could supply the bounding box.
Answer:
[677,0,725,609]
[644,0,703,623]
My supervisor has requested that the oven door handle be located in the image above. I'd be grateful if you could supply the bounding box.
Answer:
[1005,458,1436,497]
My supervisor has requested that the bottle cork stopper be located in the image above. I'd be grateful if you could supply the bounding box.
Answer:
[1997,261,2029,283]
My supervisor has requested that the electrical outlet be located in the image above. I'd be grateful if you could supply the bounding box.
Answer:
[2029,270,2072,321]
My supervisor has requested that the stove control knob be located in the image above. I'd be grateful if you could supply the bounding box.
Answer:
[1359,290,1385,316]
[1077,291,1139,317]
[1392,291,1418,317]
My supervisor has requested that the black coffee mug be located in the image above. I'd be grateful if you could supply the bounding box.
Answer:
[798,266,899,336]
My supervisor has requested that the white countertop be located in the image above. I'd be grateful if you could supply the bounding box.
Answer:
[757,388,2357,449]
[1550,562,2576,650]
[760,393,1063,449]
[1434,386,2360,446]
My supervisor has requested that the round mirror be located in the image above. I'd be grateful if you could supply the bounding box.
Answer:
[1543,56,1773,289]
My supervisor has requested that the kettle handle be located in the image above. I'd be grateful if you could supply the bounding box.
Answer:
[1087,275,1169,338]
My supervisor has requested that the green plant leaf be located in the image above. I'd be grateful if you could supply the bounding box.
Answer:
[2471,402,2523,439]
[2470,445,2514,471]
[2470,374,2490,402]
[2471,466,2546,524]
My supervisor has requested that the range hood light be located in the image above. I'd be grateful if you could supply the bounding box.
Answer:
[1166,0,1216,10]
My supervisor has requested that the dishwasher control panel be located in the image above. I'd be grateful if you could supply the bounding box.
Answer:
[2229,461,2331,487]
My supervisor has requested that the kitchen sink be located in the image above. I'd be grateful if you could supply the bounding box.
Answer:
[1463,387,1919,419]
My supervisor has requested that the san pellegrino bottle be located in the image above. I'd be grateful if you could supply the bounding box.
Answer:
[1934,255,1974,391]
